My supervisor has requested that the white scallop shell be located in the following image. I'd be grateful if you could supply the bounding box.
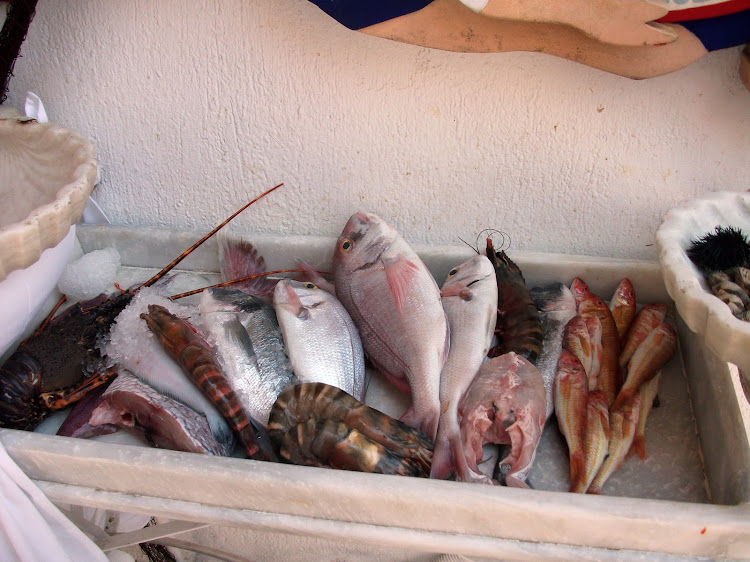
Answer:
[0,107,97,280]
[655,190,750,376]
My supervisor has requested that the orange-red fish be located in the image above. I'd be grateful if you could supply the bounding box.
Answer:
[572,390,610,494]
[570,278,590,310]
[609,279,636,342]
[587,394,641,495]
[554,350,588,490]
[629,371,661,461]
[619,303,667,371]
[579,291,620,407]
[613,323,676,412]
[563,314,602,390]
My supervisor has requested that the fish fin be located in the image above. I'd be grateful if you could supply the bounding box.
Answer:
[382,255,420,316]
[400,404,439,442]
[630,435,646,460]
[283,281,310,320]
[223,316,256,357]
[430,435,456,480]
[440,283,473,301]
[295,258,336,295]
[218,234,277,303]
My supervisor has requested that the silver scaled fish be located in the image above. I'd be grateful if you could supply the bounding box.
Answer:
[199,287,296,427]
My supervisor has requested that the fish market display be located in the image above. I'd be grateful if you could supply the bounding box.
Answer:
[531,283,577,421]
[554,277,678,494]
[200,288,296,426]
[269,382,433,477]
[458,352,546,487]
[0,184,282,431]
[554,350,588,491]
[141,304,277,461]
[333,212,448,440]
[486,239,543,363]
[273,279,365,401]
[105,289,234,448]
[86,370,232,456]
[431,255,497,480]
[609,278,636,341]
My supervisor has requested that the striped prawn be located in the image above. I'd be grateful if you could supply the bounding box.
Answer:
[268,382,433,476]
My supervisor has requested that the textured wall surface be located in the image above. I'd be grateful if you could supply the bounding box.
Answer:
[5,0,750,259]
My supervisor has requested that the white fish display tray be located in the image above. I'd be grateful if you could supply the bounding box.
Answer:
[656,190,750,386]
[2,224,750,560]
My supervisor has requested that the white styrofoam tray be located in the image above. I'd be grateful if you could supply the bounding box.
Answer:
[2,224,750,560]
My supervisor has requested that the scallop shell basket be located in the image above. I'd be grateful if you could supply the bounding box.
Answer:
[0,106,97,280]
[656,190,750,396]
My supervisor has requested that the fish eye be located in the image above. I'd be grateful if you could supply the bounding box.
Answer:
[305,282,317,290]
[340,238,353,252]
[448,268,458,277]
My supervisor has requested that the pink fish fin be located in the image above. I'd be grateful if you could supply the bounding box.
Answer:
[382,255,420,316]
[218,235,278,303]
[440,283,473,301]
[294,258,336,295]
[283,282,309,320]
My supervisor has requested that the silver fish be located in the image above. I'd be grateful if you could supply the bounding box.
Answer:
[431,255,497,480]
[458,352,546,487]
[87,370,232,456]
[531,283,577,421]
[199,287,296,426]
[333,212,449,440]
[274,279,366,401]
[103,288,233,446]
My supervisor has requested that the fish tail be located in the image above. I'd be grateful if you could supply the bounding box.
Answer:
[430,436,456,480]
[569,450,586,491]
[630,434,646,461]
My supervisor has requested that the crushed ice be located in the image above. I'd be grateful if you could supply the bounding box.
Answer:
[58,247,121,301]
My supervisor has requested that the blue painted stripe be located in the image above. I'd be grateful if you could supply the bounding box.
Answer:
[307,0,434,30]
[681,9,750,50]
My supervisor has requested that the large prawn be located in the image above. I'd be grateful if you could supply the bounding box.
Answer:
[268,382,433,476]
[485,237,544,363]
[0,183,282,431]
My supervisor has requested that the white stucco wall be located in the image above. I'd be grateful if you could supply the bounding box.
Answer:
[5,0,750,259]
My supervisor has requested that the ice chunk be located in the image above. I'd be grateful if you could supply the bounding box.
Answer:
[57,247,121,301]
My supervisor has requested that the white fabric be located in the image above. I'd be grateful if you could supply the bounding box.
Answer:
[0,440,108,562]
[456,0,489,12]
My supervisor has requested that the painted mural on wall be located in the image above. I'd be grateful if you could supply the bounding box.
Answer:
[307,0,750,89]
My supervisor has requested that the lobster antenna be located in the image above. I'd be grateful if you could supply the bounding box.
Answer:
[457,236,480,255]
[142,182,283,289]
[169,268,305,300]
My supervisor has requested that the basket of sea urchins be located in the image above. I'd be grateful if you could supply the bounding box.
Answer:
[656,190,750,401]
